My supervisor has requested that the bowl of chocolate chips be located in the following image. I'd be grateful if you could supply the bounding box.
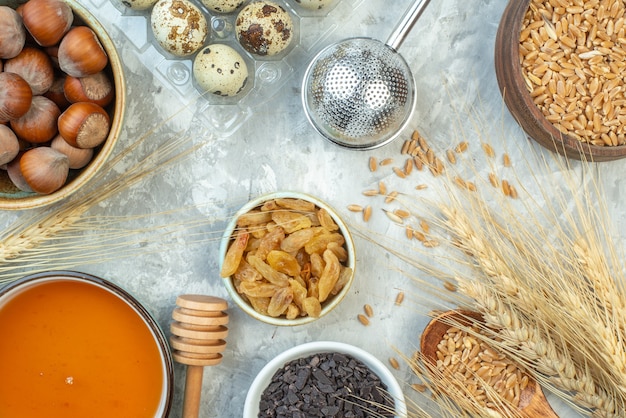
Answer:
[244,341,406,417]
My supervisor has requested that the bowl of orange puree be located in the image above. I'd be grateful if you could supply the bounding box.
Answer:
[0,270,173,418]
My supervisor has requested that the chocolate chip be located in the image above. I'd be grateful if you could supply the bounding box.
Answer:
[258,352,395,417]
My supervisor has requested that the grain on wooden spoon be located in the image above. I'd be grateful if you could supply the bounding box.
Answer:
[419,310,558,418]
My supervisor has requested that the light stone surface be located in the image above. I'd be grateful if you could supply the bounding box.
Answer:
[5,0,625,416]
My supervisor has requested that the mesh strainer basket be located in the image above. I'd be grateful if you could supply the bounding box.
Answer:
[302,0,430,149]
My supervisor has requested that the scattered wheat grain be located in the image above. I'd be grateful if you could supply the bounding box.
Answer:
[385,191,399,204]
[363,205,372,222]
[404,158,413,175]
[393,167,407,178]
[384,209,404,224]
[401,140,410,155]
[389,357,400,370]
[413,156,424,171]
[502,179,511,197]
[369,156,377,172]
[347,204,364,212]
[380,158,393,166]
[394,208,411,219]
[395,292,405,305]
[364,304,374,318]
[503,153,511,167]
[443,281,457,292]
[418,136,429,152]
[358,314,370,326]
[455,141,469,153]
[413,230,427,242]
[482,143,495,158]
[488,172,499,188]
[447,149,457,164]
[379,181,388,195]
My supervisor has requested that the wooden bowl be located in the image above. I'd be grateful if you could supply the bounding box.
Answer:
[494,0,626,161]
[0,0,125,209]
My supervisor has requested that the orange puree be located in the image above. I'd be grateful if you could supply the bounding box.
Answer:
[0,279,165,418]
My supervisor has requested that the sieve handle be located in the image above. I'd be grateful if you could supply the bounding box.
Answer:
[386,0,432,51]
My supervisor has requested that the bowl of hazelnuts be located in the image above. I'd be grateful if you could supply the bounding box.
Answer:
[0,0,125,209]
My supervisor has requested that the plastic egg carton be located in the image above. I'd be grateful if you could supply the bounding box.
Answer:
[87,0,365,136]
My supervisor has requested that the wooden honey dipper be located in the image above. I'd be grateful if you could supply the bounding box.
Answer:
[170,295,229,418]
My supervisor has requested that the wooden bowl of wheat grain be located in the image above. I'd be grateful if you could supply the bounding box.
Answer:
[495,0,626,161]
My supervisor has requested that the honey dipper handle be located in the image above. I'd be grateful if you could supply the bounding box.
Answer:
[182,365,204,418]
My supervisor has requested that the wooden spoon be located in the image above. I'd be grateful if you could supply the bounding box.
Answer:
[170,295,229,418]
[419,309,559,418]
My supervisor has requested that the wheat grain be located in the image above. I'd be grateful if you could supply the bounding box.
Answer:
[395,292,405,306]
[520,0,626,146]
[369,156,378,172]
[363,205,372,222]
[385,191,399,204]
[347,204,364,212]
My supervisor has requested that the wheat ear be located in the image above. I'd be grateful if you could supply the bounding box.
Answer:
[439,199,625,417]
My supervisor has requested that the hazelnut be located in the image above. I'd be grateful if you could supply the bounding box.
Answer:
[20,146,69,194]
[64,71,114,107]
[0,72,33,122]
[58,26,108,78]
[50,133,93,169]
[0,6,26,59]
[21,0,73,47]
[10,95,60,144]
[0,124,20,166]
[58,101,110,149]
[4,46,55,95]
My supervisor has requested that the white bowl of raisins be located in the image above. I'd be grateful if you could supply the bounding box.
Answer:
[218,191,356,326]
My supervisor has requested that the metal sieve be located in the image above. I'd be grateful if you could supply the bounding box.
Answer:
[302,0,431,149]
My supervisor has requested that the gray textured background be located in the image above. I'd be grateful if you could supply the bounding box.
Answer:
[5,0,622,416]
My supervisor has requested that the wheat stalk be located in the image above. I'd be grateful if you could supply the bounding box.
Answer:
[0,129,208,284]
[430,177,626,416]
[347,84,626,415]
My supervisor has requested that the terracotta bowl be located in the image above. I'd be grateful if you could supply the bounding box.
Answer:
[0,270,174,417]
[243,341,407,417]
[0,0,125,209]
[494,0,626,161]
[219,191,356,326]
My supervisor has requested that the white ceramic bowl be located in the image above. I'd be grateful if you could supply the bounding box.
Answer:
[219,191,356,326]
[243,341,407,417]
[0,270,173,417]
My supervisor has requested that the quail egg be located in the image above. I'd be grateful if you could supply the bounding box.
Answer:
[193,44,248,97]
[200,0,244,13]
[235,1,294,56]
[292,0,336,10]
[151,0,208,57]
